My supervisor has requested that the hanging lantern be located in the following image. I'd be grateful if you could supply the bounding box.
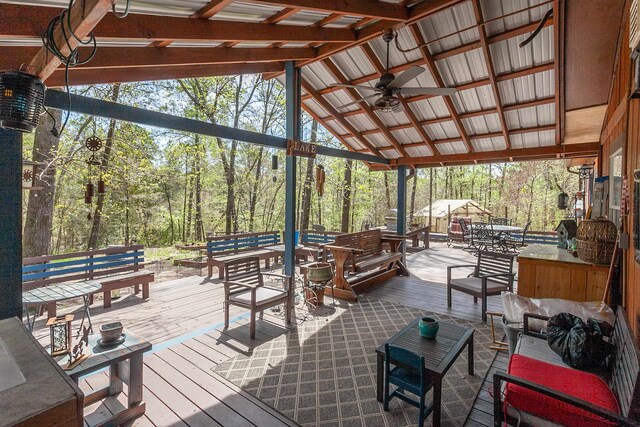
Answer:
[0,71,46,133]
[46,314,74,356]
[557,192,569,210]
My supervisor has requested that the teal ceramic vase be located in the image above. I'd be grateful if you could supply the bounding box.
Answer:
[419,317,439,339]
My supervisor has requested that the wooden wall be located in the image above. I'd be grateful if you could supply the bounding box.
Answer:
[599,6,640,339]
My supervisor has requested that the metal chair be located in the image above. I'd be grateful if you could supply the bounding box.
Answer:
[223,256,291,339]
[383,344,434,427]
[503,221,531,252]
[472,222,497,252]
[491,217,510,226]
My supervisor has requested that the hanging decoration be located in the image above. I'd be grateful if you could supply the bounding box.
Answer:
[557,192,569,210]
[21,160,44,190]
[272,153,278,182]
[83,125,104,213]
[315,165,325,197]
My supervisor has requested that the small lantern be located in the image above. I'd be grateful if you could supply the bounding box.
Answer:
[557,192,569,210]
[46,314,74,356]
[0,70,46,133]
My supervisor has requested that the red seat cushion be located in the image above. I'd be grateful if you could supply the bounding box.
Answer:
[505,354,620,427]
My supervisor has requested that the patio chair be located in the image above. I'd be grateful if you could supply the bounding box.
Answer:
[503,221,531,252]
[459,217,473,246]
[471,222,497,252]
[383,344,434,427]
[223,256,291,339]
[447,251,515,322]
[491,217,510,226]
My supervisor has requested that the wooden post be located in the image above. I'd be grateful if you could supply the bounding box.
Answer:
[0,128,23,320]
[284,61,300,279]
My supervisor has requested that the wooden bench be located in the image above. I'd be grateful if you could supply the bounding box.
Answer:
[22,245,154,316]
[326,229,408,301]
[206,231,280,279]
[494,307,640,426]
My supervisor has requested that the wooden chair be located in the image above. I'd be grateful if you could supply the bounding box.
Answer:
[223,256,291,339]
[383,344,434,427]
[447,251,515,322]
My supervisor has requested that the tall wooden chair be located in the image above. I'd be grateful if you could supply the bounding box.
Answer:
[223,256,291,339]
[447,251,515,321]
[383,344,435,427]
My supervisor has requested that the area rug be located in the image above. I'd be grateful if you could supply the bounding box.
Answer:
[214,297,496,427]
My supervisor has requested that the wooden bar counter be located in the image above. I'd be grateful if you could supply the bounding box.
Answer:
[517,244,609,302]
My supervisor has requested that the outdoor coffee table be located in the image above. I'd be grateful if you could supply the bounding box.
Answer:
[53,331,152,426]
[22,281,102,333]
[375,318,474,427]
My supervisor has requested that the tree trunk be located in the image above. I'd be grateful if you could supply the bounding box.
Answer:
[194,137,203,241]
[23,108,63,256]
[161,181,175,244]
[428,168,434,226]
[248,147,263,232]
[87,83,120,249]
[300,121,318,230]
[384,172,391,209]
[186,175,194,241]
[341,159,353,232]
[409,172,417,226]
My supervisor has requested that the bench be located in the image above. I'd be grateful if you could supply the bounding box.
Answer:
[493,307,640,426]
[326,229,408,302]
[447,250,515,322]
[206,231,280,279]
[22,245,154,316]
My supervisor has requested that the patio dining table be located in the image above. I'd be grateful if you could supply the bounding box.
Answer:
[469,224,522,233]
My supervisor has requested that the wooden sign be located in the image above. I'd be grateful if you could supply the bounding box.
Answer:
[287,139,317,158]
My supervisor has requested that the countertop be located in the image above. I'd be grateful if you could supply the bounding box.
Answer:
[517,244,592,265]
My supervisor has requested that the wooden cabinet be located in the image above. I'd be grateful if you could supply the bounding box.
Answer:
[0,317,83,427]
[517,245,609,302]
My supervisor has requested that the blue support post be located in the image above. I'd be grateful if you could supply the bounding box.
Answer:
[397,165,407,236]
[284,61,300,278]
[0,129,23,320]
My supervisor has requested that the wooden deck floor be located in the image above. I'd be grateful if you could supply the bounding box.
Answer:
[28,243,511,426]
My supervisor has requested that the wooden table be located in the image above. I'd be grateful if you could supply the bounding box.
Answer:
[23,281,102,332]
[53,331,151,426]
[263,244,323,262]
[375,318,474,427]
[0,317,83,427]
[517,244,609,301]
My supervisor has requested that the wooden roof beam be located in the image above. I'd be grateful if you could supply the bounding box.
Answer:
[1,4,357,43]
[472,0,510,149]
[360,43,438,155]
[301,78,383,156]
[192,0,235,19]
[321,58,411,158]
[44,62,286,87]
[409,24,473,153]
[263,8,300,24]
[390,142,600,166]
[246,0,408,21]
[0,46,316,71]
[27,0,112,81]
[553,0,565,145]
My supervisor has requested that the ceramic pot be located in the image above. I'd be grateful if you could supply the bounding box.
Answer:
[100,321,123,343]
[418,317,439,339]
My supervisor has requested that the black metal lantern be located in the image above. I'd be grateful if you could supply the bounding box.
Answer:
[0,71,46,133]
[557,192,569,210]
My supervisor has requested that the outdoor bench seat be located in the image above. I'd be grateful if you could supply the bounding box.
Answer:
[326,229,408,301]
[206,231,280,279]
[493,307,640,427]
[22,245,154,315]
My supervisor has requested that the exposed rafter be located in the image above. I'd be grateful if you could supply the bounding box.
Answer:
[1,46,315,71]
[554,0,565,144]
[246,0,408,21]
[1,5,356,44]
[359,43,437,155]
[263,8,300,24]
[301,78,384,157]
[27,0,112,80]
[193,0,235,19]
[472,0,510,149]
[409,24,474,153]
[321,58,411,158]
[44,62,286,87]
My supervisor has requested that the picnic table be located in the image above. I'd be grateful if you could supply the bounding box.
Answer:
[22,281,101,333]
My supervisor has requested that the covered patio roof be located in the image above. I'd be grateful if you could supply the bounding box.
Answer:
[0,0,623,168]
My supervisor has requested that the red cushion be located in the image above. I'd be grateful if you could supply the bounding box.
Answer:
[505,355,620,427]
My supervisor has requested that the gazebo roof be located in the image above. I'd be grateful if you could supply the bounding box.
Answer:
[0,0,623,167]
[415,199,491,218]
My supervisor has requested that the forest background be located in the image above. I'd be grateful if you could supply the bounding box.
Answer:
[21,76,578,257]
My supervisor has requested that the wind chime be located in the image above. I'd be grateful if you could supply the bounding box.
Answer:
[84,123,106,220]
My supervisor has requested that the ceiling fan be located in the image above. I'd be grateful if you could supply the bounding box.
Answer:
[330,30,457,113]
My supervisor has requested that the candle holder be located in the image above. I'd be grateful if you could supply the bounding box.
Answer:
[46,314,74,356]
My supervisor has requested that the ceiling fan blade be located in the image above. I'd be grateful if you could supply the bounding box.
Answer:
[389,66,425,88]
[329,83,379,91]
[338,93,380,109]
[394,102,404,113]
[400,87,458,96]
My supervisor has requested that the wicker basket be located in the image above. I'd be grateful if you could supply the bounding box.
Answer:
[576,218,617,265]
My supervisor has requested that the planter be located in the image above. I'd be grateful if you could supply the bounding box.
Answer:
[418,317,439,339]
[305,286,325,306]
[306,262,333,283]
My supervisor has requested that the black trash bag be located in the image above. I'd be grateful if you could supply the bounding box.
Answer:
[546,312,614,370]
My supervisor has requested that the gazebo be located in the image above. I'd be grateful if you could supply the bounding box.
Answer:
[415,199,491,233]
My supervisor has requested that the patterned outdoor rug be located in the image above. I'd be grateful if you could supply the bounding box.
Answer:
[214,297,496,427]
